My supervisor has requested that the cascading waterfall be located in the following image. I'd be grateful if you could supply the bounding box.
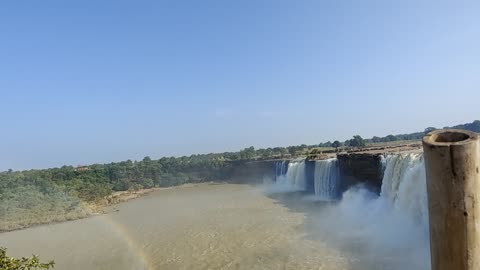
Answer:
[272,153,428,221]
[380,153,428,227]
[275,159,307,191]
[323,152,430,270]
[271,152,430,269]
[287,160,307,190]
[314,159,340,200]
[275,160,288,180]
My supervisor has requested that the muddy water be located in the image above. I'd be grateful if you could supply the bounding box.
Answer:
[0,184,350,270]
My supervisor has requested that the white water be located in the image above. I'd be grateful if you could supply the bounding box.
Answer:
[315,152,430,270]
[314,159,339,200]
[381,153,428,227]
[263,153,431,268]
[275,160,287,178]
[275,159,307,191]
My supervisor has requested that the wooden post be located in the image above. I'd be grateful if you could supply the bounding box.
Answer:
[423,129,480,270]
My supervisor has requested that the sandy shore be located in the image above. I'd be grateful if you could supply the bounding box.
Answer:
[93,183,207,211]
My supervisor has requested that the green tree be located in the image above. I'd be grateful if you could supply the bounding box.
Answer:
[385,134,398,142]
[371,136,381,143]
[332,140,341,151]
[239,146,255,160]
[139,178,154,189]
[348,135,366,147]
[0,247,54,270]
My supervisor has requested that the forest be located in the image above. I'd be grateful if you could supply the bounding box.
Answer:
[0,155,230,231]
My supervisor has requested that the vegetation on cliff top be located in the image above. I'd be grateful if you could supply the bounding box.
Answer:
[316,120,480,147]
[368,120,480,144]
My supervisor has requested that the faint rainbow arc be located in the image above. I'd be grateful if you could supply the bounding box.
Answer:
[90,211,155,270]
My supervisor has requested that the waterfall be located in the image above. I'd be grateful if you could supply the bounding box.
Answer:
[322,152,431,270]
[380,153,428,227]
[272,153,428,220]
[314,159,340,200]
[275,160,287,180]
[267,152,431,269]
[275,159,306,191]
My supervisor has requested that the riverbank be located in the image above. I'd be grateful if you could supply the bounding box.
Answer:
[0,183,204,233]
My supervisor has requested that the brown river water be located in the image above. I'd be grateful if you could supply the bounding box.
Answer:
[0,183,428,270]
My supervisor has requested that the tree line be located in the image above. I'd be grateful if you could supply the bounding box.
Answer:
[320,120,480,148]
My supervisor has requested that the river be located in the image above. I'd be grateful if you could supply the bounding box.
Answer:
[0,183,348,269]
[0,182,429,270]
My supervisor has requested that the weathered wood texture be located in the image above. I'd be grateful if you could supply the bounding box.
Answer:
[423,129,480,270]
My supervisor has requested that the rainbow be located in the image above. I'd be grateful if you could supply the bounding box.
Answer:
[101,215,155,270]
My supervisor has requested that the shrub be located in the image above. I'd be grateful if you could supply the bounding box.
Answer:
[0,247,54,270]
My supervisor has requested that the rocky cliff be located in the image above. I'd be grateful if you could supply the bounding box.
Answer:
[337,153,384,194]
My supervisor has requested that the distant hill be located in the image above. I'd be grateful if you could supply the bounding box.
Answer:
[366,120,480,144]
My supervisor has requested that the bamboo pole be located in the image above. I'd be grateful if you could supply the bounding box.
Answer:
[422,129,480,270]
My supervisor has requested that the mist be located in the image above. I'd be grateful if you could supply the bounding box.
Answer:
[263,153,431,270]
[318,187,429,269]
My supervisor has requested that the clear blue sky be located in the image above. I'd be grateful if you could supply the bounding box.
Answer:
[1,1,479,170]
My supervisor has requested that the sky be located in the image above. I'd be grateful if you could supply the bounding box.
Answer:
[0,1,479,170]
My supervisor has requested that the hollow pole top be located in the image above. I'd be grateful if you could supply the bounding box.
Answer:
[423,129,479,147]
